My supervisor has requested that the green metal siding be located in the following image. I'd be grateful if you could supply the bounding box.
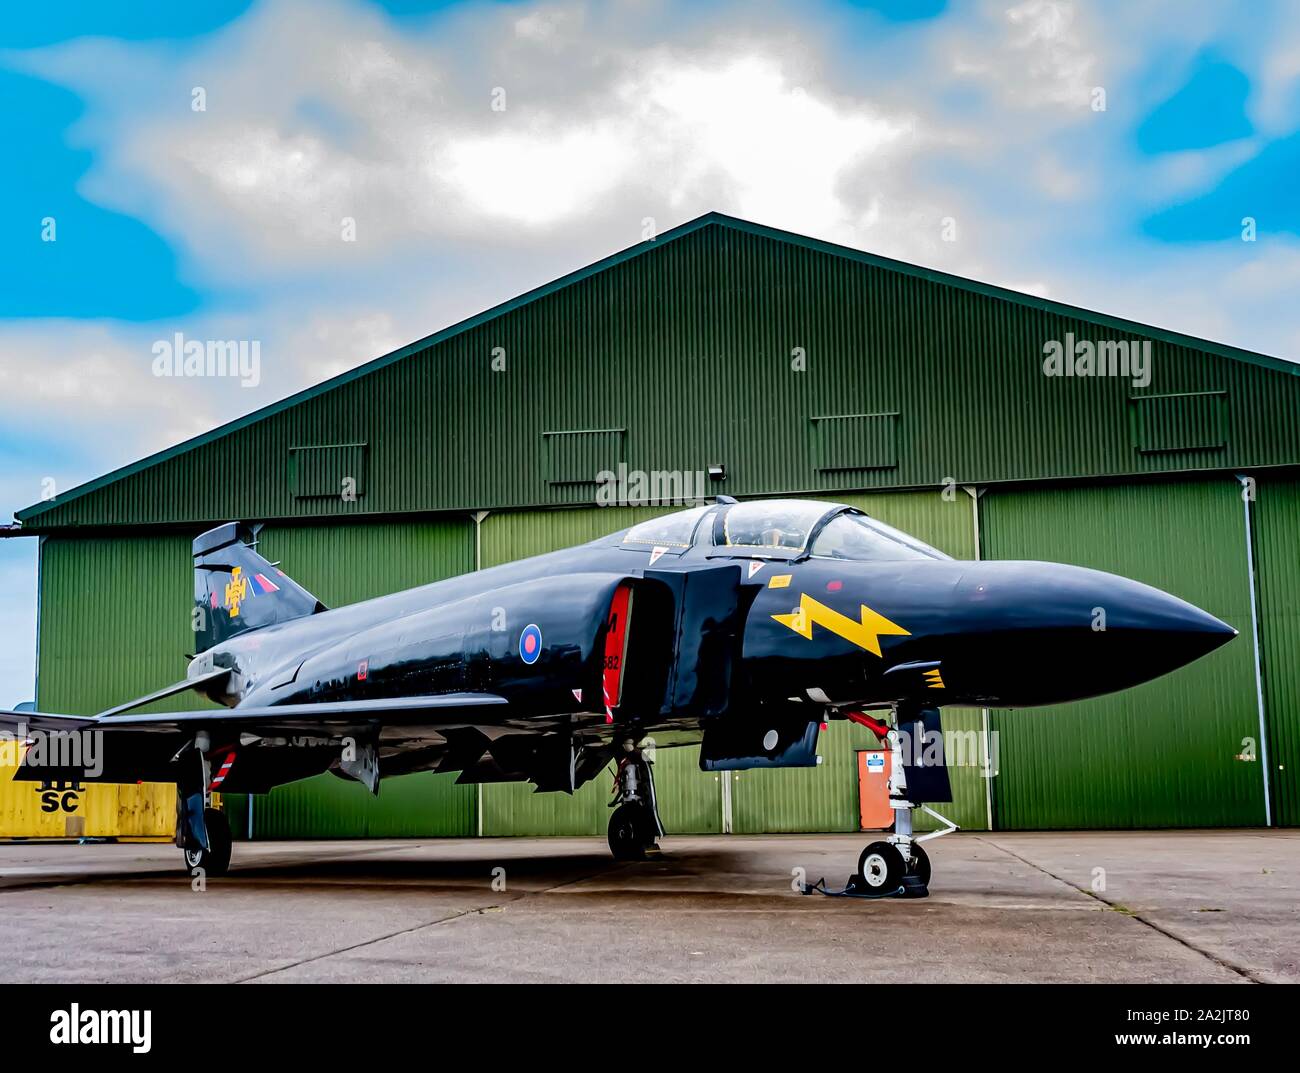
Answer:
[28,534,209,839]
[234,518,476,838]
[481,747,723,837]
[984,479,1265,828]
[256,519,473,606]
[477,505,676,568]
[232,768,475,839]
[20,220,1300,533]
[37,533,212,716]
[1252,477,1300,826]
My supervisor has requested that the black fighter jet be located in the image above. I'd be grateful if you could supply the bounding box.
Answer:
[1,497,1235,895]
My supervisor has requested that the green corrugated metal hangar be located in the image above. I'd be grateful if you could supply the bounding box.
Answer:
[11,212,1300,836]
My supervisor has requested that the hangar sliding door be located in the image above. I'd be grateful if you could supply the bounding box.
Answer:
[1252,477,1300,827]
[228,519,476,838]
[983,478,1265,829]
[730,491,992,833]
[478,506,724,836]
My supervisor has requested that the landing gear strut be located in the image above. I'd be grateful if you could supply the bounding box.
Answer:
[875,714,954,897]
[608,740,663,861]
[802,707,956,900]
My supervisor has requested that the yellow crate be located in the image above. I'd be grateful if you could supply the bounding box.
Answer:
[0,739,178,839]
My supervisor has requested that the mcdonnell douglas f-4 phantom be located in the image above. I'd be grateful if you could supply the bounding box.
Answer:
[1,498,1235,896]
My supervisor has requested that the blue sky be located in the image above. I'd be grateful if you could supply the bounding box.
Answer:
[2,0,1299,706]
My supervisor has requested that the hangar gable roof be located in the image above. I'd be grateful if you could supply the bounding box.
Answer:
[13,212,1300,531]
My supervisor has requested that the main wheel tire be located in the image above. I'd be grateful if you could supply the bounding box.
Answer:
[857,840,905,893]
[183,808,231,877]
[608,802,656,861]
[907,843,931,886]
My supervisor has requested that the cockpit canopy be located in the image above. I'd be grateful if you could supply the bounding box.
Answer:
[720,499,828,551]
[621,499,951,561]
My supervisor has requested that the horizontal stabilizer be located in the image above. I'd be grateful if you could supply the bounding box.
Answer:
[95,668,232,718]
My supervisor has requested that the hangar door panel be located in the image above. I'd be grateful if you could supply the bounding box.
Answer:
[984,479,1264,829]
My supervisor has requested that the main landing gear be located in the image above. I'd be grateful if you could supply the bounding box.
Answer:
[802,708,956,900]
[608,740,664,861]
[183,808,232,876]
[176,731,233,877]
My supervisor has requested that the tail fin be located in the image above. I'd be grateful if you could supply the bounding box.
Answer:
[193,523,326,652]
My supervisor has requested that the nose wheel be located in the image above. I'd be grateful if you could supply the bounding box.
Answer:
[851,841,930,897]
[801,708,955,901]
[857,841,905,893]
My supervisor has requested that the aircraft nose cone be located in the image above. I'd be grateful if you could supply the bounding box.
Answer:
[1083,569,1237,664]
[950,562,1238,706]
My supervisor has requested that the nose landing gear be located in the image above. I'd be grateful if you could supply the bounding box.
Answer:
[802,706,955,900]
[608,740,664,861]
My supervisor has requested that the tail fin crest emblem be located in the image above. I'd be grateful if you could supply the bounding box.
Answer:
[224,566,248,618]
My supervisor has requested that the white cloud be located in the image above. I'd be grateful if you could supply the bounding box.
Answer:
[945,0,1100,112]
[1252,14,1300,134]
[3,0,1295,489]
[442,123,637,227]
[20,0,935,271]
[2,0,1298,708]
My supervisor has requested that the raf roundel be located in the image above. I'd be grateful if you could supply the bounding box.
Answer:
[519,623,543,665]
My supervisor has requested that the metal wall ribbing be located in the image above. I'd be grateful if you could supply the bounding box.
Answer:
[983,478,1265,828]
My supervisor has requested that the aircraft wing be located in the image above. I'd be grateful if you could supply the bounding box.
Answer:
[0,693,510,736]
[0,710,98,732]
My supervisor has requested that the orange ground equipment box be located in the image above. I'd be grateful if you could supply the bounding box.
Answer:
[857,749,893,830]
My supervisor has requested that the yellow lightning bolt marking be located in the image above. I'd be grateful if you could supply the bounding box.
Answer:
[224,566,248,619]
[771,592,910,657]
